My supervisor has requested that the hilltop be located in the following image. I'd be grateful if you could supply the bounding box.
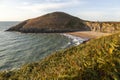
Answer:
[7,12,120,33]
[7,12,90,33]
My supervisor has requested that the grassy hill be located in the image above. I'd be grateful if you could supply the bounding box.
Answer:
[6,12,120,33]
[0,32,120,80]
[7,12,90,33]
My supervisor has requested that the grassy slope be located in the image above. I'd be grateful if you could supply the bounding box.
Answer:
[7,12,90,33]
[0,33,120,80]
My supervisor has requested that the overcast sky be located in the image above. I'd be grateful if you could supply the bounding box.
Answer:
[0,0,120,21]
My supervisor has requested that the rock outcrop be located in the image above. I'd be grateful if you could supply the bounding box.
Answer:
[7,12,90,33]
[85,21,120,33]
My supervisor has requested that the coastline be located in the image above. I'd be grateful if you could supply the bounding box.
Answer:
[62,31,111,46]
[66,31,111,39]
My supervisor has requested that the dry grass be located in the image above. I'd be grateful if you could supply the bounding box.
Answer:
[0,32,120,80]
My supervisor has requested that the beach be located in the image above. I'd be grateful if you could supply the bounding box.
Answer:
[67,31,111,39]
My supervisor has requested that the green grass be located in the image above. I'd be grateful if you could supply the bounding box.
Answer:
[0,32,120,80]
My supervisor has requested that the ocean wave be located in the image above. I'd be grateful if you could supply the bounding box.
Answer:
[61,34,88,46]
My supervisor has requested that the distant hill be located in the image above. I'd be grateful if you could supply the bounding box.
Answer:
[7,12,120,33]
[7,12,90,33]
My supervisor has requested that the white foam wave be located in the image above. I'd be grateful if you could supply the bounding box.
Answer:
[61,34,88,46]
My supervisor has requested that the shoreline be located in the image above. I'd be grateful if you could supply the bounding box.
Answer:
[61,33,88,46]
[66,31,111,39]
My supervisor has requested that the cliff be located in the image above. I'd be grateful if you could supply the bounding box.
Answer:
[7,12,90,33]
[85,21,120,33]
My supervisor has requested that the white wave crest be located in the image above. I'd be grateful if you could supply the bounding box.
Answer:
[61,33,88,46]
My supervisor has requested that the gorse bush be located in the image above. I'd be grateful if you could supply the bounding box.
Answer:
[0,32,120,80]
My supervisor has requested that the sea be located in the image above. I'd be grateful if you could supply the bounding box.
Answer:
[0,22,86,71]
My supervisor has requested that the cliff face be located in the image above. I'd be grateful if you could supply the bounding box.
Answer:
[7,12,90,33]
[85,21,120,33]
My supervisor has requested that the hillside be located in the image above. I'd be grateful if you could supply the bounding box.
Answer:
[7,12,120,33]
[7,12,90,33]
[0,32,120,80]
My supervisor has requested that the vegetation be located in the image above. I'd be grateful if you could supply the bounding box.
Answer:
[0,32,120,80]
[7,12,120,33]
[7,12,90,33]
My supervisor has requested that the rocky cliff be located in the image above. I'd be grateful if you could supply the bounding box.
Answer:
[85,21,120,33]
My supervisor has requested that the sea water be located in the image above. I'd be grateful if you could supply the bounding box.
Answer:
[0,22,86,71]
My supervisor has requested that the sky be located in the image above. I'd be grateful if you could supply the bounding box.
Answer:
[0,0,120,21]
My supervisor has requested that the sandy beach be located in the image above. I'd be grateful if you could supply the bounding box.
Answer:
[67,31,111,39]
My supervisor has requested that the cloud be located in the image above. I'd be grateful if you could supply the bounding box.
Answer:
[0,0,120,21]
[0,0,84,21]
[46,0,62,1]
[18,0,83,12]
[76,10,120,21]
